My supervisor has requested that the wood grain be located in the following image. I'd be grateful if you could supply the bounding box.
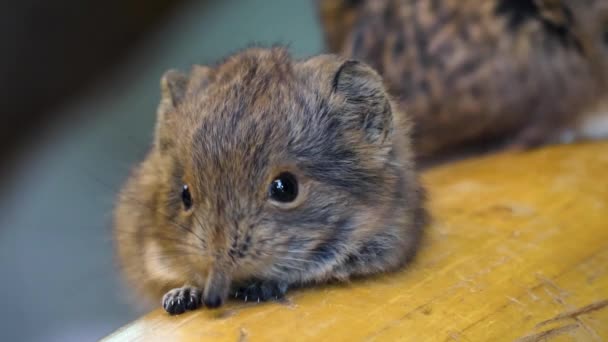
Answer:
[104,142,608,341]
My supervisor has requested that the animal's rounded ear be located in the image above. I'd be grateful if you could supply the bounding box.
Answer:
[157,66,212,119]
[156,69,189,130]
[332,60,393,144]
[154,66,212,151]
[159,69,188,114]
[154,69,188,151]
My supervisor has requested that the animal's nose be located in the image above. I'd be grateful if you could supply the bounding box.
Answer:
[203,265,231,309]
[203,293,223,308]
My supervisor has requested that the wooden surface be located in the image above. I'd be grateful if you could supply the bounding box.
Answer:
[104,142,608,341]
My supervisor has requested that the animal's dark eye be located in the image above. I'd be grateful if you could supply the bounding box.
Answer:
[269,172,298,203]
[181,185,193,210]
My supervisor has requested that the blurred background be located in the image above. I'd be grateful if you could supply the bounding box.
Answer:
[0,1,323,340]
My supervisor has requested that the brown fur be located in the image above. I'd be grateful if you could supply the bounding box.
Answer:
[318,0,608,158]
[317,0,365,53]
[114,47,426,314]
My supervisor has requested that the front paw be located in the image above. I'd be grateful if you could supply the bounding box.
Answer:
[232,280,288,303]
[162,286,202,315]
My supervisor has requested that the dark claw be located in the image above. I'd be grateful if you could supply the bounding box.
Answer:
[162,286,202,315]
[231,280,289,303]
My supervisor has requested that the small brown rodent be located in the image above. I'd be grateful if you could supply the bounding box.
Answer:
[114,47,426,314]
[317,0,608,157]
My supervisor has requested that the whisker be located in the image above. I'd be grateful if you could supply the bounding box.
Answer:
[139,204,207,245]
[141,251,206,261]
[284,250,338,256]
[86,172,208,246]
[191,211,208,234]
[272,263,306,273]
[113,229,206,253]
[275,256,317,264]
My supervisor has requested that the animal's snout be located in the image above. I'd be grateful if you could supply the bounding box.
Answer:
[203,292,223,308]
[203,265,231,309]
